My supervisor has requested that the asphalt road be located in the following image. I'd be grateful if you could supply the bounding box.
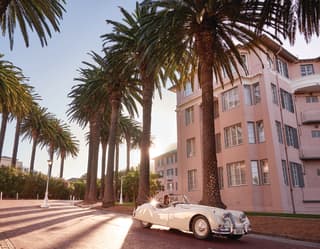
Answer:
[0,200,319,249]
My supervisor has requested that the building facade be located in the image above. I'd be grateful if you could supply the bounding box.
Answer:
[0,156,23,169]
[174,37,320,214]
[153,147,179,198]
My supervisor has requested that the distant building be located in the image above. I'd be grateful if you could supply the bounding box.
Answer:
[0,156,23,169]
[153,145,179,198]
[172,36,320,214]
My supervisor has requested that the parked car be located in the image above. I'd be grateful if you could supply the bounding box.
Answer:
[133,194,251,240]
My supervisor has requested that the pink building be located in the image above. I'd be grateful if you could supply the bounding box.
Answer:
[153,147,179,198]
[172,37,320,214]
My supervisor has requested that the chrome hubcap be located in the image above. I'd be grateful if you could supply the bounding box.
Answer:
[195,219,208,235]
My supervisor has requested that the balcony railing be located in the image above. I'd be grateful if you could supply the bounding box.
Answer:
[301,110,320,124]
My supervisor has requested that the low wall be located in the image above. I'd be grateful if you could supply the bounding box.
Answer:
[249,216,320,242]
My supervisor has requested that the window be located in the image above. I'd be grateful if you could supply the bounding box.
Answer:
[224,123,243,148]
[241,54,247,69]
[186,138,196,157]
[187,169,197,191]
[215,133,221,153]
[276,58,289,78]
[256,121,265,143]
[222,87,240,111]
[312,130,320,138]
[282,160,288,185]
[271,83,279,105]
[175,168,178,176]
[159,170,164,177]
[260,160,270,184]
[300,64,314,76]
[184,81,193,96]
[290,162,304,187]
[214,100,219,118]
[167,168,174,177]
[244,85,253,105]
[185,106,194,126]
[306,96,319,103]
[167,182,174,192]
[252,83,261,104]
[176,182,178,191]
[247,122,256,144]
[251,161,260,185]
[227,161,246,186]
[218,167,224,189]
[251,160,270,185]
[285,125,299,148]
[276,121,283,144]
[280,89,294,113]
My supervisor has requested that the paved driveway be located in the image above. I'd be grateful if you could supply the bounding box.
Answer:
[0,200,319,249]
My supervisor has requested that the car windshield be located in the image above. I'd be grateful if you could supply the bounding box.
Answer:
[166,194,190,204]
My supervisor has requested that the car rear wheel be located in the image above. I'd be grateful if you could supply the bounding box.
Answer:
[192,215,211,240]
[140,221,152,228]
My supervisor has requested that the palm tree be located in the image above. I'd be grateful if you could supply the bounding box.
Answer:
[0,0,66,49]
[21,104,53,173]
[0,55,30,159]
[142,0,320,208]
[119,115,142,172]
[56,124,79,178]
[101,51,142,208]
[68,54,111,203]
[102,3,168,205]
[11,85,37,167]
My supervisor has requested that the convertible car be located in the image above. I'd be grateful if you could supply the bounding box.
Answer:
[133,195,251,240]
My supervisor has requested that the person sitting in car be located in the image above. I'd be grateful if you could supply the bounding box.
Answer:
[158,194,170,208]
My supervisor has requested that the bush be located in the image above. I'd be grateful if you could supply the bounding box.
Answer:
[0,166,77,199]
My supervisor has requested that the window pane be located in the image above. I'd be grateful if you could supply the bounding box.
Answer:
[244,85,252,105]
[300,64,314,77]
[184,82,193,96]
[251,161,260,185]
[227,161,246,186]
[256,121,265,143]
[271,83,278,105]
[282,160,288,185]
[247,122,256,144]
[253,83,261,104]
[261,160,270,184]
[222,87,239,111]
[276,121,283,144]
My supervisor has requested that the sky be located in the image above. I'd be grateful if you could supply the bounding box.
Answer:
[0,1,319,179]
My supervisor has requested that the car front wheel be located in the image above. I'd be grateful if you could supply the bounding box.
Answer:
[192,215,211,240]
[140,221,152,228]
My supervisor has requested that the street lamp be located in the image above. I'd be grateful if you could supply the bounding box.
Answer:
[119,176,124,204]
[41,160,53,208]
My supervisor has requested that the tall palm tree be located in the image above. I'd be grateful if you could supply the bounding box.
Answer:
[0,0,66,49]
[142,0,320,208]
[20,104,53,173]
[101,51,142,208]
[56,124,79,178]
[68,54,111,203]
[120,115,142,172]
[102,3,169,205]
[11,85,37,167]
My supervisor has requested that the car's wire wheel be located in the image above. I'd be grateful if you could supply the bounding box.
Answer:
[140,221,152,228]
[192,215,210,239]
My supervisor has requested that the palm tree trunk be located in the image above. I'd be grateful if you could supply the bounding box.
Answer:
[0,111,9,159]
[99,142,107,200]
[59,152,65,178]
[137,71,154,205]
[114,142,120,201]
[85,115,100,203]
[11,117,21,167]
[197,32,226,209]
[103,96,121,207]
[30,136,38,173]
[126,134,131,172]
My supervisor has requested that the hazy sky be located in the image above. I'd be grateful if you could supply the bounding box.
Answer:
[0,1,319,179]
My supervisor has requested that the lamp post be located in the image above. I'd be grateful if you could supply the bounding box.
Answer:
[41,160,52,208]
[119,176,124,204]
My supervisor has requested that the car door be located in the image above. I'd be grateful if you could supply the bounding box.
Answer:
[167,204,192,231]
[151,206,171,226]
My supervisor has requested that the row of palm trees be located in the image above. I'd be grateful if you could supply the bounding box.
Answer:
[71,1,320,208]
[0,54,79,178]
[1,0,319,208]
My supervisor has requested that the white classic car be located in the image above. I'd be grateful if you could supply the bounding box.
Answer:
[133,195,251,240]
